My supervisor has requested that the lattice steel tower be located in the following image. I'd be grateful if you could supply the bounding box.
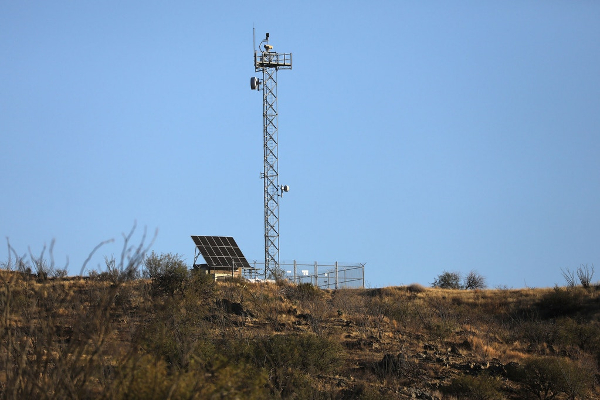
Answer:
[250,32,292,278]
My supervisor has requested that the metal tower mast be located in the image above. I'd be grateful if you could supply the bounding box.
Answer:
[250,32,292,278]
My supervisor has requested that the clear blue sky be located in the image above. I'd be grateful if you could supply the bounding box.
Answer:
[1,2,599,289]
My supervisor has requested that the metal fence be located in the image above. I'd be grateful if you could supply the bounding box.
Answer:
[242,261,365,289]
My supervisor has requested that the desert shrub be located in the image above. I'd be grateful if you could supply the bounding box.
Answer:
[508,356,593,400]
[537,287,585,318]
[89,268,130,284]
[425,297,458,340]
[29,256,68,280]
[515,318,558,349]
[0,250,32,275]
[562,267,577,288]
[114,353,269,400]
[556,318,600,353]
[577,264,594,288]
[331,288,366,318]
[556,359,595,400]
[383,299,414,325]
[185,269,217,303]
[189,358,270,400]
[88,256,122,283]
[54,268,68,278]
[145,252,189,296]
[508,356,560,399]
[432,271,462,289]
[140,320,187,368]
[407,283,427,293]
[232,333,343,397]
[562,264,595,289]
[284,282,321,302]
[89,227,149,283]
[464,270,486,290]
[360,296,406,337]
[114,355,174,399]
[373,353,419,379]
[257,334,342,375]
[341,383,387,400]
[101,255,140,282]
[427,321,455,340]
[138,291,216,371]
[25,241,64,280]
[269,266,287,281]
[443,374,503,400]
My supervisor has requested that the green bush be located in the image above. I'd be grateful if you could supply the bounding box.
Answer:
[144,252,189,296]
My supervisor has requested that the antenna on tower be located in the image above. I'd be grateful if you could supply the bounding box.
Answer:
[249,32,292,279]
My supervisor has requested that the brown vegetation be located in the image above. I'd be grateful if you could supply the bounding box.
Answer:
[1,267,600,399]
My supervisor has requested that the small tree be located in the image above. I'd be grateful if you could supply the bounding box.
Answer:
[145,252,189,296]
[464,270,486,290]
[432,271,462,289]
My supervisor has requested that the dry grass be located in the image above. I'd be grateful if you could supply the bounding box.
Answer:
[2,266,600,399]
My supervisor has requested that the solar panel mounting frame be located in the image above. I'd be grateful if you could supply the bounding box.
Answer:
[191,235,251,270]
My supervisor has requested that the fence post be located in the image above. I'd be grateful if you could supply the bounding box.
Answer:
[362,263,365,288]
[335,261,338,289]
[314,261,318,287]
[293,260,297,284]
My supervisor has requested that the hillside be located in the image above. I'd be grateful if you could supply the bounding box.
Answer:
[1,269,600,399]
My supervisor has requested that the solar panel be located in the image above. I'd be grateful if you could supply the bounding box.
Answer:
[191,236,252,270]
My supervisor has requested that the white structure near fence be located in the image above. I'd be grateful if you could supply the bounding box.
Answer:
[242,261,365,289]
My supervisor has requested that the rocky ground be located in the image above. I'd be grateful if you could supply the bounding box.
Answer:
[2,271,600,399]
